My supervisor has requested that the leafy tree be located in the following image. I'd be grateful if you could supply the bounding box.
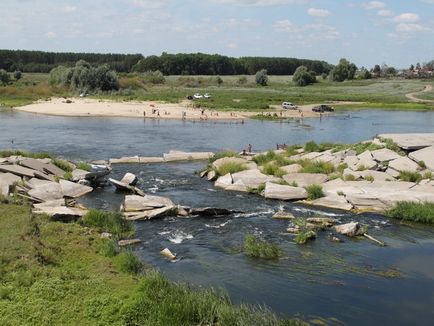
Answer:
[13,70,22,80]
[357,68,372,79]
[329,58,357,82]
[216,76,223,85]
[143,70,165,84]
[255,69,268,86]
[0,69,10,85]
[416,62,421,70]
[292,66,317,86]
[372,64,381,75]
[409,64,414,71]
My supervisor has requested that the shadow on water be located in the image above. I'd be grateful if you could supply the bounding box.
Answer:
[2,110,434,324]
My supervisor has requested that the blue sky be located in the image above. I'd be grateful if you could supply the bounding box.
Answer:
[1,0,434,68]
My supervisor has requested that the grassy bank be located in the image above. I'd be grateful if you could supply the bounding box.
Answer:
[0,203,302,325]
[386,202,434,224]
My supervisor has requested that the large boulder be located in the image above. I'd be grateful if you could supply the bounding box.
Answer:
[263,182,308,200]
[120,173,138,186]
[282,173,328,187]
[59,179,93,198]
[231,169,279,189]
[123,194,174,212]
[212,157,248,170]
[214,173,233,189]
[334,222,365,237]
[408,146,434,171]
[388,156,420,173]
[310,194,353,211]
[370,148,401,162]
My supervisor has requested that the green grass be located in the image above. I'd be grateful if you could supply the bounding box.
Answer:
[386,202,434,224]
[399,171,422,183]
[0,203,303,325]
[209,150,240,164]
[52,158,74,172]
[115,250,143,274]
[254,151,290,167]
[244,234,281,259]
[76,161,92,171]
[299,160,335,174]
[81,209,134,240]
[294,231,316,245]
[0,150,52,159]
[215,162,247,176]
[262,163,286,177]
[305,184,325,200]
[63,171,73,181]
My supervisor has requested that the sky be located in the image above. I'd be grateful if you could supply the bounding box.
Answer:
[1,0,434,68]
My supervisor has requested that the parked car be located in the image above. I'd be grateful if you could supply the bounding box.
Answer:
[282,102,297,110]
[193,93,203,99]
[312,104,334,112]
[204,93,212,99]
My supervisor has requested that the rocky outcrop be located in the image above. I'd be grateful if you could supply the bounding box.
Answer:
[282,173,328,187]
[408,146,434,171]
[388,156,420,173]
[334,222,365,237]
[263,182,308,200]
[232,169,279,189]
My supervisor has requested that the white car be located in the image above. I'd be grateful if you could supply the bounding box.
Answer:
[282,102,297,110]
[204,93,212,99]
[193,93,203,99]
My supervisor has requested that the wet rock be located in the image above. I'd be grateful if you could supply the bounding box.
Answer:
[59,179,93,198]
[272,211,295,219]
[118,239,142,247]
[310,195,354,211]
[177,205,189,216]
[124,206,177,220]
[199,170,207,178]
[160,248,176,260]
[163,151,213,162]
[207,170,217,181]
[120,172,138,186]
[214,173,233,189]
[282,173,328,187]
[286,227,301,234]
[306,217,339,227]
[264,182,308,200]
[123,194,175,212]
[334,222,365,237]
[328,235,344,243]
[189,207,236,217]
[408,145,434,171]
[109,178,145,196]
[388,156,419,173]
[370,148,401,162]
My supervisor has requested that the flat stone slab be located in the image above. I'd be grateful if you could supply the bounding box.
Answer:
[163,151,213,162]
[28,182,64,202]
[123,206,177,220]
[346,193,389,210]
[110,156,140,164]
[263,182,308,200]
[43,163,66,177]
[214,173,233,189]
[19,158,49,173]
[225,179,248,192]
[310,195,353,211]
[378,133,434,150]
[282,173,328,187]
[388,156,420,173]
[71,169,91,181]
[408,146,434,171]
[370,148,401,162]
[109,178,145,196]
[123,194,175,212]
[231,169,279,189]
[0,164,36,178]
[0,172,22,186]
[32,206,87,221]
[59,179,93,198]
[280,164,303,174]
[120,173,137,186]
[139,157,165,163]
[33,199,66,209]
[358,170,395,182]
[212,157,248,170]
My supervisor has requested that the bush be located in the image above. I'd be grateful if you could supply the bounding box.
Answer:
[292,66,316,86]
[97,238,118,257]
[399,171,422,183]
[329,58,357,82]
[255,69,268,86]
[253,151,288,166]
[301,161,335,174]
[304,141,319,153]
[116,251,143,274]
[0,69,11,86]
[262,163,285,177]
[386,202,434,224]
[13,70,22,80]
[216,162,246,176]
[244,234,281,259]
[305,184,325,200]
[238,76,247,84]
[76,161,92,171]
[143,70,165,84]
[294,230,316,244]
[82,209,134,240]
[63,172,73,181]
[52,158,74,172]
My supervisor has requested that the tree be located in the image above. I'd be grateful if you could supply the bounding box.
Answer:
[357,68,372,80]
[13,70,22,80]
[0,69,10,85]
[255,69,268,86]
[409,64,414,71]
[372,64,381,75]
[292,66,317,86]
[329,58,357,82]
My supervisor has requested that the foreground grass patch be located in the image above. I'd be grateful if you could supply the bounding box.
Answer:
[386,202,434,224]
[244,234,281,259]
[215,162,247,176]
[305,184,325,200]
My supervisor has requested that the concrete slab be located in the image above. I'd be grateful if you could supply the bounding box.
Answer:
[263,182,308,200]
[378,133,434,150]
[59,179,93,198]
[388,156,420,173]
[282,173,328,187]
[370,148,401,162]
[408,146,434,171]
[0,164,36,178]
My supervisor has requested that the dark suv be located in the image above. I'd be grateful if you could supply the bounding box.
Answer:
[312,104,334,112]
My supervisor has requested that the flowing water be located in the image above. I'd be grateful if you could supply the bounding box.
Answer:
[1,109,434,325]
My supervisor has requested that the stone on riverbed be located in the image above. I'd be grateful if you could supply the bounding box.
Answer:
[189,207,236,217]
[120,173,138,186]
[272,211,295,219]
[138,157,165,163]
[109,178,145,196]
[263,182,308,200]
[163,150,213,162]
[123,206,177,220]
[118,239,142,247]
[306,217,338,227]
[334,222,365,237]
[123,194,174,212]
[110,156,140,164]
[161,248,176,260]
[310,195,353,211]
[282,173,328,187]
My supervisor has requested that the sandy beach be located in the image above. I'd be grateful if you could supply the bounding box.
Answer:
[14,97,349,120]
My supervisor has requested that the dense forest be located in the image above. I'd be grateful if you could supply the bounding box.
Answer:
[0,49,332,75]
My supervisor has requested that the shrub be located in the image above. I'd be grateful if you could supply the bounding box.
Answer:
[301,161,335,174]
[244,234,281,259]
[82,209,134,240]
[294,231,316,244]
[399,171,422,183]
[14,70,22,80]
[215,162,247,177]
[116,250,143,274]
[143,70,165,84]
[255,69,268,86]
[63,172,73,181]
[304,141,319,153]
[0,69,11,85]
[305,184,325,200]
[418,161,426,169]
[285,145,301,157]
[386,202,434,224]
[97,238,118,257]
[423,171,433,180]
[344,174,356,181]
[253,151,279,165]
[209,150,240,163]
[238,76,247,84]
[293,66,317,86]
[365,175,375,182]
[52,158,74,172]
[262,163,285,177]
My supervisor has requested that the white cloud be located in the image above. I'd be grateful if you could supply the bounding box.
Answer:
[273,20,339,41]
[364,1,386,10]
[63,6,76,13]
[396,23,429,33]
[308,8,331,17]
[212,0,307,6]
[393,13,420,23]
[44,31,56,38]
[273,20,296,32]
[377,9,393,17]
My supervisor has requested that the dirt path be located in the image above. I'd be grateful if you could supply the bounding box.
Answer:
[405,84,434,102]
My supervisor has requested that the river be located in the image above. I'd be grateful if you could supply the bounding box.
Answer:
[1,109,434,325]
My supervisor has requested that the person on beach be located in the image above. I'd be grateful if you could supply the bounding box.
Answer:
[248,144,252,153]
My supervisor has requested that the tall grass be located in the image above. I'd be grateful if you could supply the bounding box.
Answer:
[299,160,335,174]
[305,184,325,200]
[116,250,143,274]
[76,161,92,171]
[262,163,286,177]
[82,209,134,240]
[244,234,281,259]
[253,151,290,166]
[0,150,52,159]
[215,162,247,176]
[399,171,422,183]
[52,158,74,172]
[386,202,434,224]
[209,150,240,163]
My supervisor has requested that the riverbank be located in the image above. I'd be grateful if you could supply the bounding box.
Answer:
[14,97,335,120]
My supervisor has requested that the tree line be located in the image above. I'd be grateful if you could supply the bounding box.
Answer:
[0,50,332,75]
